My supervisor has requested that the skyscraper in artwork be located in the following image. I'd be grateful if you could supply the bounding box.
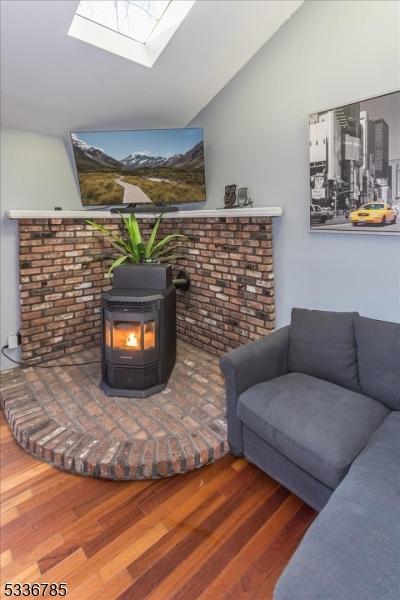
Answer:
[374,119,389,179]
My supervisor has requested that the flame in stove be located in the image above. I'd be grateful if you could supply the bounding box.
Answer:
[126,332,139,348]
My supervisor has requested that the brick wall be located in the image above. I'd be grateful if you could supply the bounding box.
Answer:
[17,217,275,363]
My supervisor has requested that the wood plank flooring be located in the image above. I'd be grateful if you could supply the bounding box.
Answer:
[0,412,316,599]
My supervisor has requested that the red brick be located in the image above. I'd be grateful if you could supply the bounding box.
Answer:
[18,216,275,360]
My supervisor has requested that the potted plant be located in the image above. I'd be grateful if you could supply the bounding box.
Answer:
[86,213,188,277]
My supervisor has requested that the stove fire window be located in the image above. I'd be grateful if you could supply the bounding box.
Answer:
[113,321,141,350]
[143,321,156,350]
[104,320,156,351]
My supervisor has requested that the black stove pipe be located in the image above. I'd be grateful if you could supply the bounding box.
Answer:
[172,269,191,291]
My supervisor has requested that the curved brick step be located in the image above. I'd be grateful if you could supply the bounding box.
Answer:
[0,341,228,480]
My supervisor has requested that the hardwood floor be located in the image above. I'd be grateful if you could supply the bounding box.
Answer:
[0,412,315,599]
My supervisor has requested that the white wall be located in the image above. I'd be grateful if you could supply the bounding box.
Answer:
[0,129,82,368]
[191,0,400,326]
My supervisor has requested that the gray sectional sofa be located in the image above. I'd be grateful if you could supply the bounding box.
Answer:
[220,308,400,600]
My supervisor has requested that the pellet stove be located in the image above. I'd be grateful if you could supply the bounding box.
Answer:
[101,264,176,398]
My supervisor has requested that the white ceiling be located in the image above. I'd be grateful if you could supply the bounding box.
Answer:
[0,0,303,137]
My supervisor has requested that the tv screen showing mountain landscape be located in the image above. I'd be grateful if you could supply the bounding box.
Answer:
[70,128,206,206]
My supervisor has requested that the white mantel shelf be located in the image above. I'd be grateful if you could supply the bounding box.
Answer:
[6,207,282,220]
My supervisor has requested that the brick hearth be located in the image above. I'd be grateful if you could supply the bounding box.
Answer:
[17,216,275,363]
[0,341,228,479]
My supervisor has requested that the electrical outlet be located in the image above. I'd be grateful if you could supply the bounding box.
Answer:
[7,333,21,349]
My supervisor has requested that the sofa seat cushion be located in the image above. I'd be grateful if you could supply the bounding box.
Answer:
[355,315,400,410]
[237,372,389,489]
[288,308,360,392]
[274,412,400,600]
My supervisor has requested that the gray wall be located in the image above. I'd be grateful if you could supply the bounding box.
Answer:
[191,0,400,326]
[0,129,81,368]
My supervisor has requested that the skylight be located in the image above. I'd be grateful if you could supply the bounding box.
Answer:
[76,1,171,45]
[68,0,195,68]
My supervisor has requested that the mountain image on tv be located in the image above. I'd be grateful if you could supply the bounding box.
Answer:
[70,128,206,206]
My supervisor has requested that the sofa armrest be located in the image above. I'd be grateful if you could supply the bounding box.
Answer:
[219,326,290,456]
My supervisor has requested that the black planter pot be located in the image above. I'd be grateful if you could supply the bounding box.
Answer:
[112,263,191,291]
[112,263,172,289]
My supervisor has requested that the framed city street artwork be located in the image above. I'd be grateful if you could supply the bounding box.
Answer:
[309,90,400,235]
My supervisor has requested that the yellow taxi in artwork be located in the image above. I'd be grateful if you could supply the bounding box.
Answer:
[350,202,397,226]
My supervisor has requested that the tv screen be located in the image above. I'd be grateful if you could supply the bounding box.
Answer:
[70,128,205,207]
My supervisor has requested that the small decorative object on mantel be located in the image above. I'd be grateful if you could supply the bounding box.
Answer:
[237,187,253,208]
[224,184,237,208]
[223,185,253,209]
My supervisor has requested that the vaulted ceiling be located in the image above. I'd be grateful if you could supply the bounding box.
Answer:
[1,0,303,136]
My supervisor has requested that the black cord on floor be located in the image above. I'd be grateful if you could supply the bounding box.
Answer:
[1,345,101,369]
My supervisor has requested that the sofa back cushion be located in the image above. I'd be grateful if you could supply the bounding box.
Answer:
[288,308,360,392]
[355,315,400,410]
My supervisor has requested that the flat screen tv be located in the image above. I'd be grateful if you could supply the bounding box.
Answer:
[70,128,205,207]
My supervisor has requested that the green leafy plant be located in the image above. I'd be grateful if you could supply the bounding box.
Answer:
[86,213,188,277]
